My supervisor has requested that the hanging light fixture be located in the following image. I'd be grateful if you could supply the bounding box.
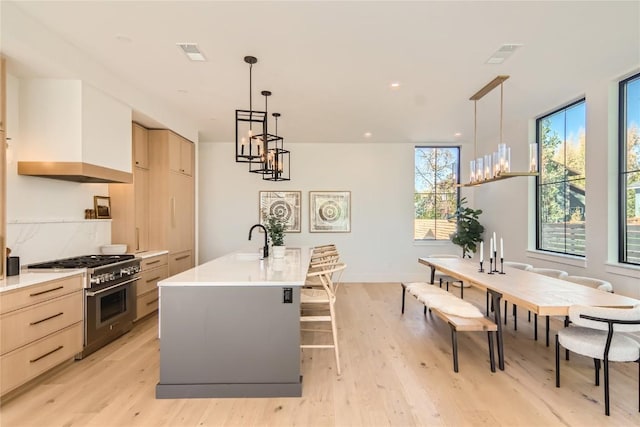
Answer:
[250,91,281,174]
[263,112,290,181]
[235,56,266,163]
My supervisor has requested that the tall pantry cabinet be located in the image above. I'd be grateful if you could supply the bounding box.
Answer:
[109,123,149,253]
[148,130,195,276]
[1,56,6,280]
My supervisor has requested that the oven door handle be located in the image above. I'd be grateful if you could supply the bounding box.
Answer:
[85,277,139,297]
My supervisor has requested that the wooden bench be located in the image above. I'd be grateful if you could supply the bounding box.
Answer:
[401,282,497,373]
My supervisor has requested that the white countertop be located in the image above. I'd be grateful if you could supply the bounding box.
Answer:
[159,247,311,287]
[136,250,169,259]
[0,270,85,293]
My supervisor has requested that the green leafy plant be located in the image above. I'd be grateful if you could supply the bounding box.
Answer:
[448,197,484,258]
[263,213,287,246]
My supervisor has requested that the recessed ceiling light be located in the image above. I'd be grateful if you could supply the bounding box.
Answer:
[454,132,462,137]
[364,132,372,138]
[177,43,206,61]
[390,82,400,89]
[115,34,132,43]
[486,43,523,65]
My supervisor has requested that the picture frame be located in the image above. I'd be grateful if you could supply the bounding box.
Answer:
[94,196,111,219]
[259,191,302,233]
[309,191,351,233]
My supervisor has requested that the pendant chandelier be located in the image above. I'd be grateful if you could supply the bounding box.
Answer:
[263,112,290,182]
[235,56,266,163]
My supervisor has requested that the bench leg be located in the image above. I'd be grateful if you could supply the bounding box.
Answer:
[450,325,459,373]
[488,331,496,373]
[504,300,508,325]
[486,292,489,316]
[594,358,600,386]
[534,313,538,341]
[555,334,561,387]
[513,305,517,331]
[430,266,435,285]
[401,284,406,314]
[487,289,505,371]
[460,281,463,299]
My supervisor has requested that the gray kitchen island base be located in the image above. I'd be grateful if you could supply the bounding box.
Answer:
[156,266,305,399]
[156,377,302,399]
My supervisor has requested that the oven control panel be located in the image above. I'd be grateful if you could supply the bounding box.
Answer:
[90,264,140,285]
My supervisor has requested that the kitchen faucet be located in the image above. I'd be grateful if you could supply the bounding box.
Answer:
[248,224,269,258]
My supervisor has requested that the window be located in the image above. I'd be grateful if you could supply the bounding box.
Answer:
[619,73,640,266]
[414,146,459,240]
[536,100,586,256]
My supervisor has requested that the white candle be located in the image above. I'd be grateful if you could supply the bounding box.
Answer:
[500,238,504,259]
[489,238,493,258]
[480,241,484,263]
[493,232,497,254]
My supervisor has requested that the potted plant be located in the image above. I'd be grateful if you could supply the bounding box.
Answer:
[264,213,287,258]
[448,197,484,258]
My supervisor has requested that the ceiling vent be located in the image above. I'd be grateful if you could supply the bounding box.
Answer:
[177,43,206,61]
[486,44,522,65]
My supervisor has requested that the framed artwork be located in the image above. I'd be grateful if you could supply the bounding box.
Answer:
[309,191,351,233]
[94,196,111,219]
[259,191,302,233]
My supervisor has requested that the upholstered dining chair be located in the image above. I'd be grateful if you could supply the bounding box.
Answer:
[530,268,569,343]
[556,304,640,416]
[499,261,534,327]
[429,254,468,298]
[565,275,614,293]
[300,262,347,375]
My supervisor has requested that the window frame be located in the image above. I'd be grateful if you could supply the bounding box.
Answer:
[535,98,586,257]
[413,145,461,242]
[618,72,640,266]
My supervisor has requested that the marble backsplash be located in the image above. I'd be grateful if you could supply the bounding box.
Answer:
[7,219,112,266]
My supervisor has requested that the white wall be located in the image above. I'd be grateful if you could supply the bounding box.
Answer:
[198,142,462,283]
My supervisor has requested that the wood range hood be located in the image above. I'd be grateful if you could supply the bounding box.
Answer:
[17,161,133,184]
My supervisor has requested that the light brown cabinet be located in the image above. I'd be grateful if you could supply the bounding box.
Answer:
[135,253,168,321]
[168,131,193,176]
[148,130,195,276]
[109,123,149,253]
[0,274,83,396]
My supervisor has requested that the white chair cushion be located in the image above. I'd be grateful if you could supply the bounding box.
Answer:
[558,326,640,362]
[569,304,640,333]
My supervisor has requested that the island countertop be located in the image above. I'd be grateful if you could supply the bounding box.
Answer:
[158,246,311,287]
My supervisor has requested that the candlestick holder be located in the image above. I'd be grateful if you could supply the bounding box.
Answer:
[492,251,499,272]
[499,258,505,274]
[478,261,484,272]
[488,258,494,275]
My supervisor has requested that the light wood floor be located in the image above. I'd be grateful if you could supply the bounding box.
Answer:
[1,283,639,426]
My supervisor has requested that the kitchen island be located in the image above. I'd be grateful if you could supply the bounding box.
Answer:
[155,247,310,399]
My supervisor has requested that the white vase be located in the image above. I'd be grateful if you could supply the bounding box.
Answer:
[272,245,286,258]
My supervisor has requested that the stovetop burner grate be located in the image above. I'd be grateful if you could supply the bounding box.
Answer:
[28,254,135,269]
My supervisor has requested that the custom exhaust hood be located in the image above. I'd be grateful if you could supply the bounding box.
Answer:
[16,79,133,184]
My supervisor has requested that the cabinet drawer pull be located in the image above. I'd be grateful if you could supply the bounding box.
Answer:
[30,345,64,363]
[146,276,161,283]
[146,260,161,266]
[30,312,64,326]
[30,286,64,297]
[146,298,159,306]
[174,255,190,261]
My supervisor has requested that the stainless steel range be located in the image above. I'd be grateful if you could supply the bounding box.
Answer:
[28,254,141,358]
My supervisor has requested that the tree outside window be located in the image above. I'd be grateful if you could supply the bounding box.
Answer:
[620,73,640,266]
[414,147,459,240]
[536,100,586,256]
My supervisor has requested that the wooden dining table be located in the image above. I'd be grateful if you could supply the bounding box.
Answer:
[418,257,640,370]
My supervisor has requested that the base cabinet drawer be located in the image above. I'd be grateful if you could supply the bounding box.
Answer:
[1,292,83,354]
[137,266,168,296]
[136,289,159,320]
[0,274,83,315]
[140,253,168,271]
[169,250,193,277]
[0,322,82,395]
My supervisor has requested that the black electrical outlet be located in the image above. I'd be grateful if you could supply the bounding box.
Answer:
[283,287,293,303]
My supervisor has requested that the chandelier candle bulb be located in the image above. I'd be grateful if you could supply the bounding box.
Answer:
[492,152,500,177]
[529,143,538,172]
[470,160,476,183]
[505,147,511,172]
[498,143,507,172]
[484,154,491,180]
[476,157,484,182]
